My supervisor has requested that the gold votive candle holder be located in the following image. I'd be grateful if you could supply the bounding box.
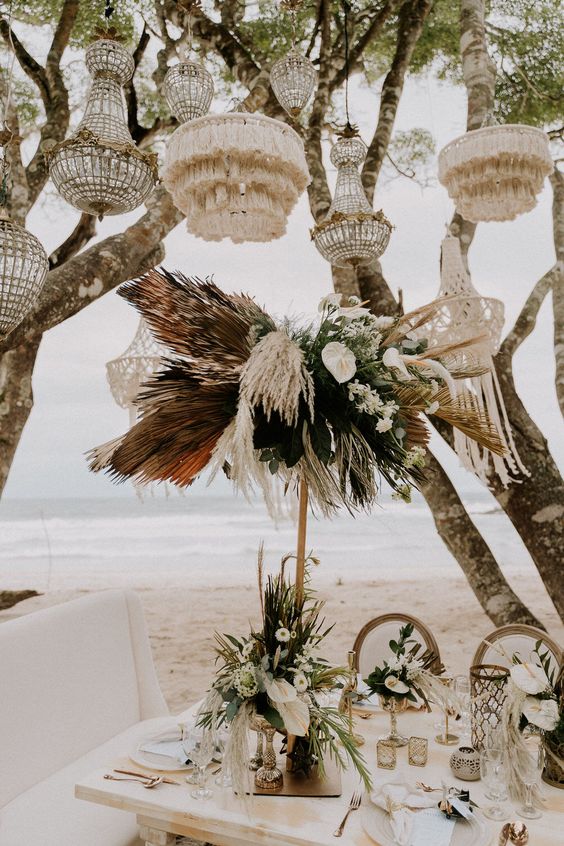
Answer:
[377,740,396,769]
[408,736,428,766]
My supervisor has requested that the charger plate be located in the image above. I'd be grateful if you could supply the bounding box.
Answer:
[130,746,192,772]
[361,802,492,846]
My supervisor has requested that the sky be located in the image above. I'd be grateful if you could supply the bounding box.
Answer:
[3,71,562,501]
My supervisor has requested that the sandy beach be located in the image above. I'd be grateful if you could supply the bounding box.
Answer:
[3,574,562,714]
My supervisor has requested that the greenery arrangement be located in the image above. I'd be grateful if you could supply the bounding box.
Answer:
[199,551,371,795]
[89,271,504,516]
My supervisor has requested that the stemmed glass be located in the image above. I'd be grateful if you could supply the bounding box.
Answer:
[180,723,199,785]
[215,725,232,788]
[454,675,471,742]
[480,749,508,820]
[187,726,215,800]
[519,735,544,819]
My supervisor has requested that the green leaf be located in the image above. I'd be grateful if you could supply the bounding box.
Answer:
[310,417,332,465]
[263,704,285,731]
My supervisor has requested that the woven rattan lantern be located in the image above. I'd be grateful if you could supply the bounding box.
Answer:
[0,211,48,340]
[421,235,527,486]
[106,318,162,428]
[48,38,157,219]
[312,130,392,267]
[163,61,214,123]
[271,48,316,117]
[162,111,310,243]
[438,125,552,222]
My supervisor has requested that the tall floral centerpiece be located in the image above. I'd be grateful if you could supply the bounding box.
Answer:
[199,553,370,794]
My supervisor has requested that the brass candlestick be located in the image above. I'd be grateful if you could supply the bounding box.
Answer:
[340,650,364,747]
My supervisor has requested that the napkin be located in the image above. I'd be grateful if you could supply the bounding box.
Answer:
[139,739,187,763]
[370,777,437,846]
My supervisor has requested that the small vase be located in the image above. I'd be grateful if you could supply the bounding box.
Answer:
[449,746,481,781]
[379,695,409,747]
[249,714,283,791]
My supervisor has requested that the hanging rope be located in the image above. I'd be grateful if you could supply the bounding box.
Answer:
[104,0,115,20]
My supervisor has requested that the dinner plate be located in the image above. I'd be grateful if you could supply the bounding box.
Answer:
[130,741,192,772]
[361,801,492,846]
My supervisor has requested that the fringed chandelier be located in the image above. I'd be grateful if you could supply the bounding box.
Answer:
[438,123,552,223]
[106,317,162,429]
[162,109,310,243]
[311,128,392,267]
[0,140,48,340]
[270,1,316,117]
[48,25,157,220]
[423,234,527,486]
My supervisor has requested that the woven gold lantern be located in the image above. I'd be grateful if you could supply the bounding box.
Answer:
[470,664,509,751]
[438,125,552,222]
[311,130,392,267]
[48,38,157,219]
[162,111,310,243]
[163,60,214,123]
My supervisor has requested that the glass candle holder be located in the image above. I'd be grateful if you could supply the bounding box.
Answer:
[408,736,428,767]
[377,740,397,770]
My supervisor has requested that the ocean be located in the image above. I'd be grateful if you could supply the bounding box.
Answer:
[0,490,529,592]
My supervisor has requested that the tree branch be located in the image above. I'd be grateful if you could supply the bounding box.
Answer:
[48,212,97,270]
[332,0,403,90]
[127,25,151,143]
[460,0,496,130]
[0,17,49,102]
[499,268,555,359]
[361,0,433,204]
[549,167,564,416]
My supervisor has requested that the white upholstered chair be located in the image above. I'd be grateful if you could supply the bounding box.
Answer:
[0,590,170,846]
[472,624,562,679]
[353,612,442,677]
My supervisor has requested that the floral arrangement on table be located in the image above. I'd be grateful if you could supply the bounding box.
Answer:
[89,271,504,514]
[363,623,455,710]
[198,552,371,796]
[498,644,563,796]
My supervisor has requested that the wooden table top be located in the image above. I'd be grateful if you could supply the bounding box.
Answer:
[75,707,563,846]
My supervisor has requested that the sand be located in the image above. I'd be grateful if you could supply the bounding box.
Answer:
[3,573,562,714]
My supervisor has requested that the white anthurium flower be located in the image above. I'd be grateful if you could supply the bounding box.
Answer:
[318,293,342,312]
[522,696,559,731]
[372,316,396,330]
[339,304,371,321]
[264,676,298,703]
[384,675,410,694]
[510,662,552,695]
[276,697,310,736]
[382,346,411,379]
[321,341,356,383]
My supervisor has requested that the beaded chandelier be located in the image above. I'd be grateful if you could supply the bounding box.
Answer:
[311,130,392,267]
[106,317,162,428]
[438,124,552,223]
[163,60,214,123]
[0,153,48,340]
[48,37,157,220]
[162,110,310,243]
[422,234,527,485]
[271,0,316,117]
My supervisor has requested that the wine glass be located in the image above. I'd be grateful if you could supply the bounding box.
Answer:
[454,675,471,742]
[215,725,232,788]
[187,726,215,800]
[180,722,199,785]
[480,749,508,820]
[518,736,544,819]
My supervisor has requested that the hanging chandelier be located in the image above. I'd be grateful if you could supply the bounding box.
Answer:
[106,317,162,429]
[311,129,392,267]
[270,2,316,117]
[162,109,310,243]
[438,124,552,223]
[421,234,527,486]
[0,151,48,340]
[163,60,214,123]
[48,35,157,220]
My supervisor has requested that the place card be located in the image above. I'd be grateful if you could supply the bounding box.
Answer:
[410,808,456,846]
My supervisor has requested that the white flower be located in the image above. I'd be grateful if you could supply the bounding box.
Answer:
[404,658,424,679]
[382,346,411,379]
[275,627,291,643]
[376,417,393,433]
[339,304,371,321]
[263,676,310,736]
[510,663,552,695]
[404,446,426,469]
[241,641,254,658]
[293,672,309,693]
[348,296,361,305]
[382,401,399,418]
[321,341,357,383]
[522,696,559,731]
[372,316,395,329]
[426,401,439,415]
[430,379,439,395]
[387,655,407,672]
[384,675,410,694]
[318,293,342,312]
[233,663,258,698]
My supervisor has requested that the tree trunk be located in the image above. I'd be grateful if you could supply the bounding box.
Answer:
[0,339,41,496]
[549,167,564,417]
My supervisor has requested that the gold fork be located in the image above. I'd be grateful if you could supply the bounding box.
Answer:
[333,790,362,837]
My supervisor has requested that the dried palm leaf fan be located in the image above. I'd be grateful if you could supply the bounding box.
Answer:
[420,234,527,486]
[438,114,552,222]
[47,3,157,220]
[311,2,392,267]
[0,138,48,341]
[270,1,316,117]
[162,1,214,122]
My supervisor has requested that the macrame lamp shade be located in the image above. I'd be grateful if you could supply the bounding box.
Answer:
[106,317,162,429]
[48,38,157,219]
[0,213,48,339]
[311,132,392,267]
[423,235,527,486]
[163,61,214,123]
[270,48,316,117]
[162,111,310,243]
[438,125,552,223]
